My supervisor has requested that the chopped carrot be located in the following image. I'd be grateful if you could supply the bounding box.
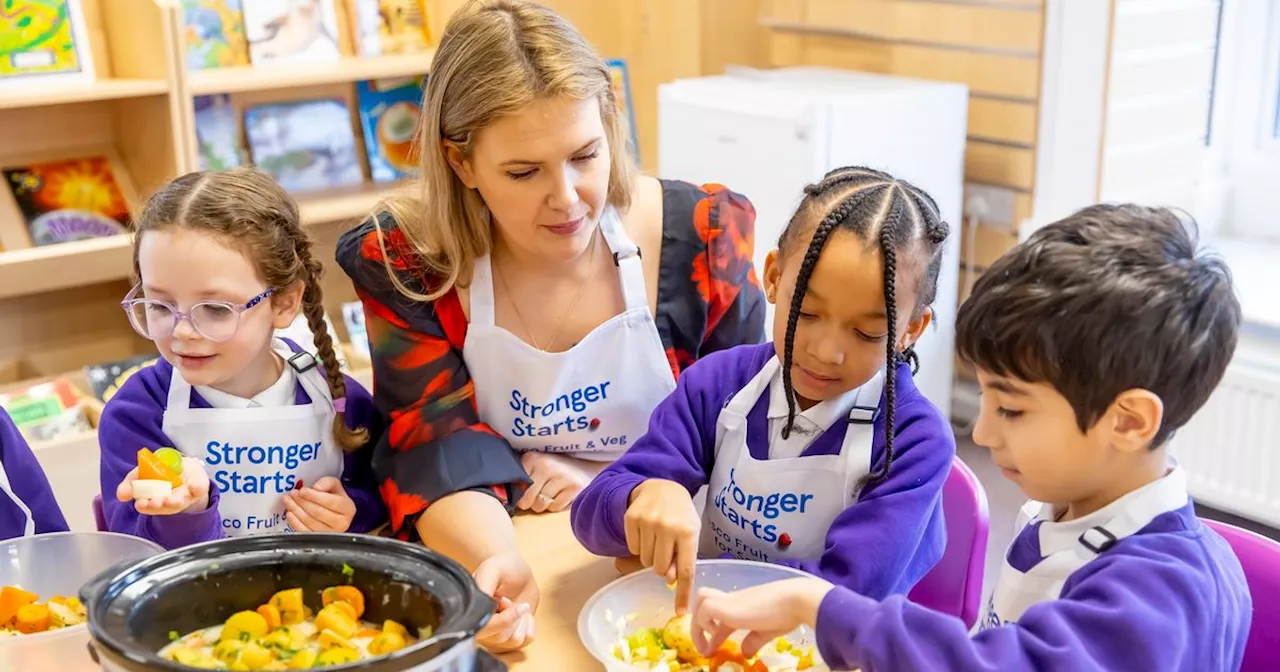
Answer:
[14,603,50,633]
[138,448,182,487]
[256,604,281,630]
[0,586,39,626]
[356,628,381,639]
[321,586,365,618]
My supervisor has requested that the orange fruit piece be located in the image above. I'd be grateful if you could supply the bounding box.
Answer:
[138,448,183,487]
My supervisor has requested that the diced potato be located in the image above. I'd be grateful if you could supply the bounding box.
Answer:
[213,639,245,663]
[318,627,355,651]
[268,589,305,626]
[315,647,361,666]
[168,646,219,668]
[325,600,358,622]
[368,631,407,655]
[221,611,269,643]
[383,619,409,639]
[259,626,306,651]
[314,605,359,639]
[286,650,318,669]
[236,641,274,669]
[321,585,365,618]
[662,615,698,659]
[47,601,83,628]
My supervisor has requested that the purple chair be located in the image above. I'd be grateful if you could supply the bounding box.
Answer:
[1202,518,1280,671]
[908,456,990,629]
[93,494,107,532]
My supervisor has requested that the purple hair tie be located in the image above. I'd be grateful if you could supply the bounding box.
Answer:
[333,397,347,413]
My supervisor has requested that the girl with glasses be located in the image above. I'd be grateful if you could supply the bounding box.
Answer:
[99,168,385,550]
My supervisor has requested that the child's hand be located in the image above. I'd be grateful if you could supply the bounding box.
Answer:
[282,477,355,532]
[473,552,541,652]
[691,578,834,658]
[624,479,700,615]
[516,451,593,513]
[116,457,210,516]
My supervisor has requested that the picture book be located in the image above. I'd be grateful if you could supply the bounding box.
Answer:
[0,0,93,83]
[356,77,423,182]
[606,59,639,164]
[351,0,432,57]
[341,301,369,361]
[3,157,130,247]
[84,354,159,403]
[194,94,246,170]
[181,0,250,70]
[244,99,363,192]
[243,0,341,64]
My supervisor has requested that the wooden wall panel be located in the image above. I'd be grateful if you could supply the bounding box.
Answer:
[969,98,1039,145]
[781,0,1043,54]
[965,142,1037,191]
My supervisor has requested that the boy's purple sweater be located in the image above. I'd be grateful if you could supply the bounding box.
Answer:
[98,342,386,549]
[0,407,69,539]
[814,502,1251,671]
[572,342,956,598]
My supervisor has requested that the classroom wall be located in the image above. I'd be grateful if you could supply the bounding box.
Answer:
[753,0,1044,303]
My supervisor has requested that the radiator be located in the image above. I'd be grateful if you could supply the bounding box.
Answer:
[1175,330,1280,528]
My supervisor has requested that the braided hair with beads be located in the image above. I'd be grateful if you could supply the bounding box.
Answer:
[132,168,370,451]
[776,166,949,486]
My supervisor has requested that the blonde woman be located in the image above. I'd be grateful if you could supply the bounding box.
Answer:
[336,0,764,651]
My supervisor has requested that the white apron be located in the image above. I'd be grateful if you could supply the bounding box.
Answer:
[700,356,884,563]
[0,462,33,537]
[462,208,676,461]
[982,464,1189,628]
[162,339,344,536]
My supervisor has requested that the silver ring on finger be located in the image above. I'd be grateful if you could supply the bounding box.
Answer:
[538,493,554,505]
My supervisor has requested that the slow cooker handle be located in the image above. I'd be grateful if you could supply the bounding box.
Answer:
[79,557,147,608]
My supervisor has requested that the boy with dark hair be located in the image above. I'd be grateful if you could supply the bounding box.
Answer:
[687,204,1252,671]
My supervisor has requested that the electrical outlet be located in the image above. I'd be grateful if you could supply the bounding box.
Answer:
[964,184,1019,232]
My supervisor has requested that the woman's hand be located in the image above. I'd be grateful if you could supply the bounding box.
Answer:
[691,578,833,658]
[117,457,210,516]
[472,552,541,652]
[516,452,594,513]
[624,479,700,614]
[282,477,356,532]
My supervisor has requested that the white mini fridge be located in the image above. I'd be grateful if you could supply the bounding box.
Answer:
[658,66,968,414]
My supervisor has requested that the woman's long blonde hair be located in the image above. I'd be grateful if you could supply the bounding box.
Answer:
[375,0,637,301]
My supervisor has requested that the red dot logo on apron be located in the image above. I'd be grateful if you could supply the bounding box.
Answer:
[778,532,792,549]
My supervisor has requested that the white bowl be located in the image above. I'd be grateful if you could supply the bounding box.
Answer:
[0,532,162,672]
[578,559,823,671]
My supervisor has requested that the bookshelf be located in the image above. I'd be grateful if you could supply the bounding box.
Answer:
[186,52,435,96]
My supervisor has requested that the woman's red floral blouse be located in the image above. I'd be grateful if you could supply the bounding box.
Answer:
[335,180,765,540]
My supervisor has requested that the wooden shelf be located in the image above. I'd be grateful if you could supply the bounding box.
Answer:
[298,181,413,225]
[0,234,134,301]
[0,78,170,111]
[187,53,434,96]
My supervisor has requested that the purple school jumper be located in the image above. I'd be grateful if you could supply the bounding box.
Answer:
[0,407,69,539]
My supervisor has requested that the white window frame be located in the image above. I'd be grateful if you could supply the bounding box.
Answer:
[1215,0,1280,239]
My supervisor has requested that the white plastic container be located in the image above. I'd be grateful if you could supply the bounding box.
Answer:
[578,559,827,671]
[0,532,162,672]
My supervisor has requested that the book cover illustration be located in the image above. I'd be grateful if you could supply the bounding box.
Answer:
[84,354,158,403]
[341,301,369,360]
[4,157,130,247]
[356,77,423,182]
[0,0,92,81]
[0,377,90,443]
[605,59,639,164]
[244,0,341,64]
[352,0,431,57]
[194,94,246,170]
[244,99,363,192]
[182,0,250,70]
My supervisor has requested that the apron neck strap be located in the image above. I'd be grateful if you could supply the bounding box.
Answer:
[598,208,648,312]
[725,356,781,416]
[1039,464,1189,557]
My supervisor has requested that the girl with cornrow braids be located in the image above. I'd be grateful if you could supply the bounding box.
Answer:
[100,168,386,550]
[574,166,956,611]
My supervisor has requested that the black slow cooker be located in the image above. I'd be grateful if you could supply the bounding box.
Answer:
[79,533,506,671]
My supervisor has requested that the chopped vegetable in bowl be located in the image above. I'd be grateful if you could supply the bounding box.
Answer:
[158,585,431,669]
[0,585,86,636]
[611,614,824,672]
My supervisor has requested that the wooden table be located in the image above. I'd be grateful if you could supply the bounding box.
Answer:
[498,511,625,671]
